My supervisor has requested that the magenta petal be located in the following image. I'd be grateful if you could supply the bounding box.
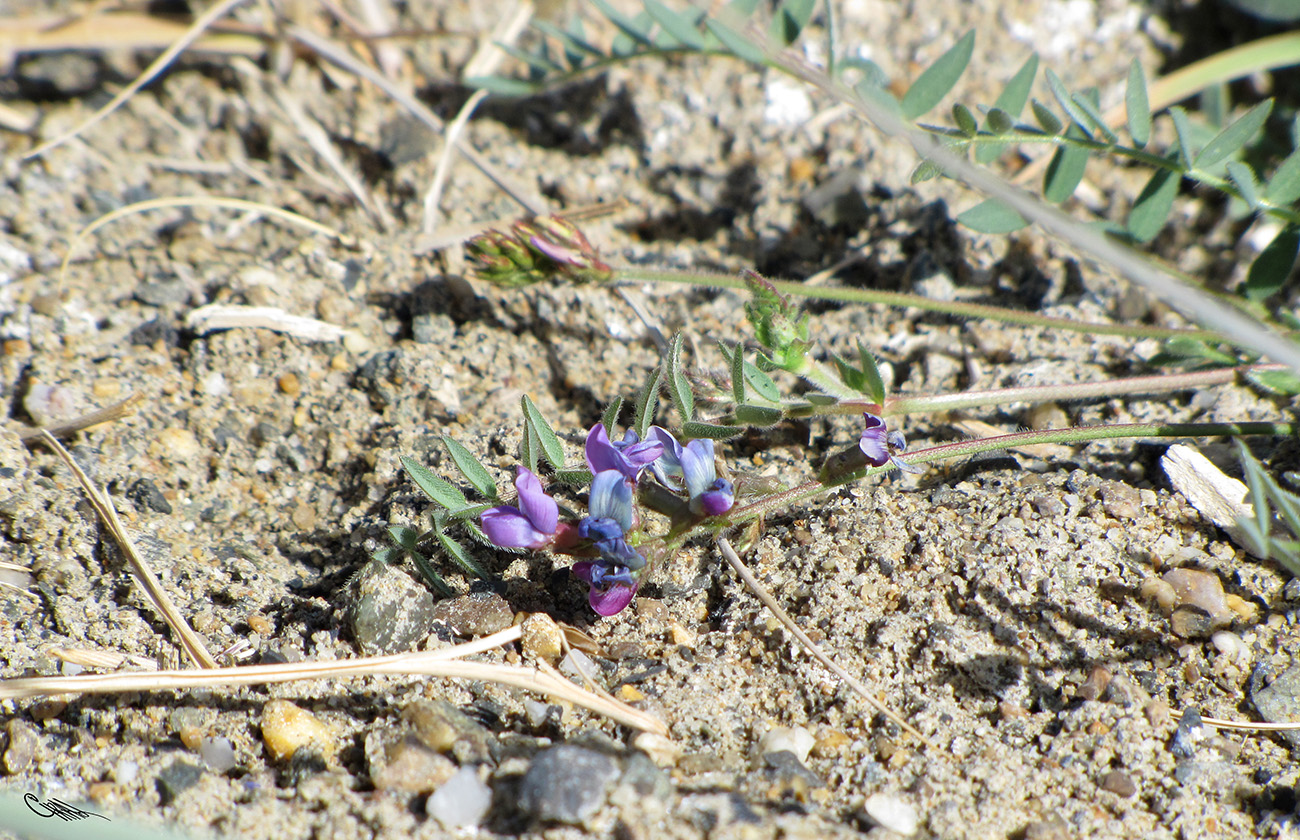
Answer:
[859,412,890,467]
[588,583,636,616]
[480,506,548,549]
[571,561,595,583]
[514,467,557,535]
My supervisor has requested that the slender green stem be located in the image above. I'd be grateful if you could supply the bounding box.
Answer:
[616,266,1212,340]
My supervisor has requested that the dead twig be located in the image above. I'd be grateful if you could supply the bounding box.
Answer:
[16,393,144,444]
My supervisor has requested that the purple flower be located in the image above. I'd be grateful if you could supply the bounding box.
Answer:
[859,413,923,474]
[480,467,558,549]
[585,424,663,482]
[647,427,735,516]
[578,470,645,570]
[571,560,639,616]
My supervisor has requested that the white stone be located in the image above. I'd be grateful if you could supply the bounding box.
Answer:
[759,726,815,763]
[863,793,918,836]
[426,767,492,830]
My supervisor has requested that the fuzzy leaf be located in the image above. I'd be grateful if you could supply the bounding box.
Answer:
[957,198,1028,234]
[533,19,602,69]
[831,351,868,393]
[401,455,469,510]
[1044,69,1093,139]
[443,436,498,500]
[388,525,420,552]
[592,0,653,48]
[856,77,902,116]
[1126,59,1151,147]
[1246,367,1300,394]
[465,75,540,96]
[372,546,403,565]
[1031,99,1063,134]
[1126,163,1180,243]
[667,333,695,423]
[705,18,767,64]
[498,42,564,75]
[771,0,816,46]
[408,551,454,598]
[520,422,538,474]
[840,57,890,89]
[734,404,785,425]
[601,397,624,436]
[521,394,565,470]
[1265,147,1300,206]
[1043,128,1090,203]
[1169,106,1196,165]
[633,364,664,440]
[1227,160,1261,209]
[985,107,1014,135]
[901,30,975,120]
[992,53,1038,118]
[743,360,781,401]
[681,420,742,440]
[1245,224,1300,301]
[1195,99,1273,169]
[727,342,746,404]
[643,0,706,49]
[1161,337,1240,365]
[911,159,942,184]
[857,343,887,404]
[1070,90,1117,144]
[952,102,978,136]
[436,530,491,581]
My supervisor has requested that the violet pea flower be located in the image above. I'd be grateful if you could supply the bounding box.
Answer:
[585,424,663,483]
[578,470,645,570]
[647,427,734,517]
[480,467,558,549]
[859,413,923,474]
[571,560,639,616]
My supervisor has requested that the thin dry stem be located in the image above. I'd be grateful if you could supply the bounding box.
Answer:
[2,625,668,736]
[37,430,217,669]
[16,393,145,444]
[22,0,250,161]
[716,537,933,748]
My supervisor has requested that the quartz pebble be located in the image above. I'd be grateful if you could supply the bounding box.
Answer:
[759,726,815,764]
[372,736,456,793]
[1162,568,1233,626]
[199,737,237,773]
[1100,770,1137,797]
[426,767,492,829]
[261,700,333,762]
[862,792,919,836]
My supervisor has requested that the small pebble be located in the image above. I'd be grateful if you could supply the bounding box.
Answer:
[156,760,204,805]
[1077,664,1112,702]
[426,767,493,830]
[277,372,301,396]
[153,427,201,461]
[247,613,273,635]
[91,377,121,399]
[517,745,620,824]
[343,332,371,354]
[23,383,80,425]
[403,699,492,764]
[1169,707,1204,758]
[559,649,598,680]
[114,759,139,784]
[430,591,513,637]
[520,613,564,665]
[1099,770,1137,797]
[617,684,645,702]
[3,720,39,774]
[1170,605,1216,639]
[632,732,680,767]
[260,700,333,762]
[1250,663,1300,747]
[349,559,439,656]
[1163,568,1233,626]
[1211,630,1248,664]
[760,726,815,764]
[372,736,456,793]
[1023,815,1070,840]
[199,737,237,773]
[862,792,919,836]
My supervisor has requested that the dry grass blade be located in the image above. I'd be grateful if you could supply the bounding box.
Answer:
[185,304,356,343]
[422,2,533,236]
[412,198,628,255]
[22,0,251,161]
[58,196,345,288]
[0,624,669,736]
[16,393,144,444]
[1201,715,1300,732]
[0,11,264,56]
[37,430,217,669]
[716,537,933,748]
[288,24,549,216]
[50,647,160,671]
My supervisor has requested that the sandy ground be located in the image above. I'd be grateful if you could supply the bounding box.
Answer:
[1,1,1299,838]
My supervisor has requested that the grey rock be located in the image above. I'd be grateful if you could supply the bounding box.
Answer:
[1169,707,1204,758]
[517,745,620,824]
[430,591,513,637]
[156,759,204,804]
[348,559,439,655]
[763,750,824,789]
[126,478,172,514]
[1251,664,1300,747]
[136,277,191,307]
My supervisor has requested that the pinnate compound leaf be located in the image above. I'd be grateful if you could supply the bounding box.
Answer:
[443,436,498,500]
[1126,59,1151,147]
[1227,160,1261,209]
[401,455,469,510]
[1031,99,1063,134]
[901,30,975,120]
[643,0,706,50]
[1126,161,1180,243]
[1265,148,1300,206]
[957,198,1028,234]
[1194,99,1273,169]
[771,0,816,46]
[521,394,565,470]
[705,18,766,64]
[1245,224,1300,301]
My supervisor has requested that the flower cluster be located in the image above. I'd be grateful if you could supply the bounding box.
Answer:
[479,423,735,616]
